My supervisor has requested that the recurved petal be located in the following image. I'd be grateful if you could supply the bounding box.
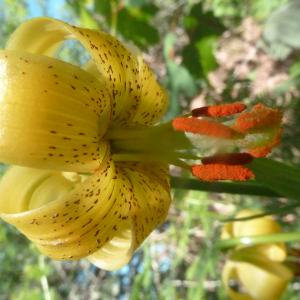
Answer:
[0,50,111,172]
[223,259,293,300]
[7,17,168,126]
[237,260,292,300]
[0,159,127,261]
[131,59,168,125]
[0,158,171,269]
[227,210,282,237]
[87,229,133,270]
[87,162,170,270]
[223,258,293,300]
[122,162,171,250]
[222,261,253,300]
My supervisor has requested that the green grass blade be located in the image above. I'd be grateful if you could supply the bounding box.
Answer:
[250,158,300,201]
[221,203,300,222]
[218,232,300,249]
[170,176,279,197]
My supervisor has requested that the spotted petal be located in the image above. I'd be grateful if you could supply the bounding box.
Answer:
[0,50,111,171]
[0,157,171,270]
[6,17,168,126]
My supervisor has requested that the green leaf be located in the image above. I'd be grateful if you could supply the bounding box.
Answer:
[124,0,150,8]
[251,0,288,20]
[94,0,111,19]
[117,7,159,48]
[289,61,300,78]
[79,8,99,29]
[163,33,197,119]
[170,176,279,197]
[263,0,300,59]
[182,2,225,78]
[93,1,159,47]
[196,35,219,76]
[250,158,300,201]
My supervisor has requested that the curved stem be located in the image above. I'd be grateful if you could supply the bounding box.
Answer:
[110,0,118,36]
[222,203,300,222]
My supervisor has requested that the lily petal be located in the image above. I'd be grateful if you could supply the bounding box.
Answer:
[0,50,111,171]
[0,158,171,269]
[223,259,293,300]
[6,17,168,126]
[88,161,170,270]
[87,229,132,270]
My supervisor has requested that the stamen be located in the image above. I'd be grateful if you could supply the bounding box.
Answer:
[192,164,255,181]
[234,103,282,133]
[172,117,240,139]
[202,153,253,165]
[192,102,246,117]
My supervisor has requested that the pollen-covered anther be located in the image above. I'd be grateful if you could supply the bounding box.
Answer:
[172,117,241,139]
[192,164,255,181]
[234,103,283,133]
[192,102,246,118]
[201,152,253,165]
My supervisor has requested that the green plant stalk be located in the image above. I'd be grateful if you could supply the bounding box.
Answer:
[110,0,118,36]
[170,177,280,197]
[218,232,300,250]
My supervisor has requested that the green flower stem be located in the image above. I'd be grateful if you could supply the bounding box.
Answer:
[112,153,190,169]
[110,0,118,36]
[109,123,192,147]
[170,177,280,197]
[218,232,300,249]
[108,123,194,164]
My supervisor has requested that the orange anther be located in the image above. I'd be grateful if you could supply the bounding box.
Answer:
[192,102,246,117]
[234,103,282,133]
[172,117,240,139]
[192,164,255,181]
[202,153,253,165]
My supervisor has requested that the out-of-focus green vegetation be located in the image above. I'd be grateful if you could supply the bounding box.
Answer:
[0,0,300,299]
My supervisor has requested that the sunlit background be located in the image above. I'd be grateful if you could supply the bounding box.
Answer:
[0,0,300,299]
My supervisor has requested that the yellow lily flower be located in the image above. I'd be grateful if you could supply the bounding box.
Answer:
[222,210,293,300]
[0,17,171,270]
[0,18,285,271]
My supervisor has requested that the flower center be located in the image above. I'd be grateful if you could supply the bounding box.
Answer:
[107,102,283,181]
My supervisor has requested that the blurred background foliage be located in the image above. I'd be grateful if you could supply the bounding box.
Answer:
[0,0,300,299]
